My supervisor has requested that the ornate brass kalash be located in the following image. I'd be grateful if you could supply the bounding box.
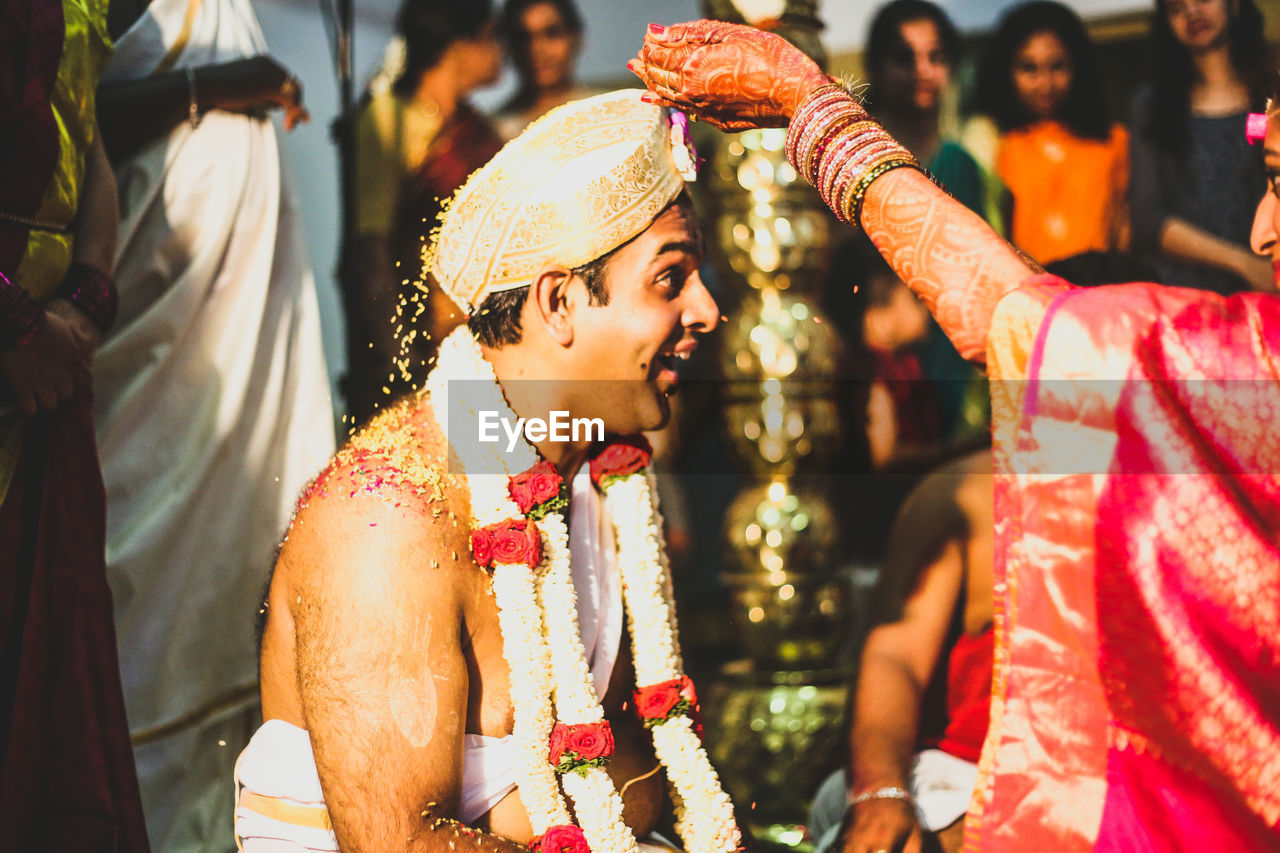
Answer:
[691,2,853,847]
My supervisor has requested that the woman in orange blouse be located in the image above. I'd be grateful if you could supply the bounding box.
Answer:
[977,1,1129,266]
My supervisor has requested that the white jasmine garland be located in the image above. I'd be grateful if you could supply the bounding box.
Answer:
[602,474,740,853]
[427,327,740,853]
[427,331,569,833]
[536,512,637,853]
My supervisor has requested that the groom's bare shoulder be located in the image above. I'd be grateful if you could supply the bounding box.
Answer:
[276,396,479,609]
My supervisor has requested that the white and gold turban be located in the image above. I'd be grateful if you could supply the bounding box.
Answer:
[430,89,697,314]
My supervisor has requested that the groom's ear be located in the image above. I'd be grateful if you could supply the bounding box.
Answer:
[528,265,576,347]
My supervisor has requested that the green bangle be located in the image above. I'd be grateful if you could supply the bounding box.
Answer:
[846,158,923,226]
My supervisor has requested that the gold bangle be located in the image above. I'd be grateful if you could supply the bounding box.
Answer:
[185,67,201,129]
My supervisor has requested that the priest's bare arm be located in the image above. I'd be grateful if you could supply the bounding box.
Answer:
[272,478,526,853]
[630,20,1038,363]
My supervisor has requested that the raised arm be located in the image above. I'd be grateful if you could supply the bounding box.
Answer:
[630,21,1037,362]
[282,487,525,853]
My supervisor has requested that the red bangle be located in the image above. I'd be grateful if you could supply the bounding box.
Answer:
[0,270,46,350]
[57,262,118,334]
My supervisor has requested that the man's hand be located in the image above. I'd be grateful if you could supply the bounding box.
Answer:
[200,56,310,130]
[841,798,921,853]
[0,310,91,415]
[627,20,827,131]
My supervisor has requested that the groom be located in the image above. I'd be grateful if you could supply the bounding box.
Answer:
[236,90,737,853]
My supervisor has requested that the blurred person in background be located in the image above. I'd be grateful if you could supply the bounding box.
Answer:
[1129,0,1273,294]
[342,0,503,425]
[809,451,992,853]
[0,0,148,847]
[494,0,593,141]
[862,0,991,443]
[95,0,337,846]
[977,1,1130,266]
[825,239,941,475]
[865,0,984,219]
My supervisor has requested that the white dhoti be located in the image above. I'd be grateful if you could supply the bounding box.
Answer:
[96,0,335,849]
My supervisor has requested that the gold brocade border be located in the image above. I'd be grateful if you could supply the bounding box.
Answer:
[152,0,204,76]
[130,681,258,747]
[236,791,333,831]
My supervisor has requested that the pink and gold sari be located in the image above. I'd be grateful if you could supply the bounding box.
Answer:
[969,277,1280,851]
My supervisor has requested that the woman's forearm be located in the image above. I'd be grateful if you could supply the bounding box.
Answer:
[73,130,118,272]
[858,157,1036,364]
[98,71,204,162]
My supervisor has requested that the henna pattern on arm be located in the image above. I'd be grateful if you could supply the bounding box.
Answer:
[860,169,1038,363]
[630,19,1038,360]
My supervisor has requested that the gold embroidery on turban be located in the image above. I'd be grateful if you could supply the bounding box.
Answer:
[430,90,689,314]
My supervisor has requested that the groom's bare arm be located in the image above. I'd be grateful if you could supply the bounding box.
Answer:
[283,481,525,853]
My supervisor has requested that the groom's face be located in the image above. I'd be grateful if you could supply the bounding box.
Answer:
[564,200,719,435]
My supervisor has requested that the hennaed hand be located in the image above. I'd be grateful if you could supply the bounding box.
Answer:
[840,798,922,853]
[627,20,828,132]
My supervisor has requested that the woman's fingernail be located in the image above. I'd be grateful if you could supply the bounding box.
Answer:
[648,23,666,36]
[640,93,654,103]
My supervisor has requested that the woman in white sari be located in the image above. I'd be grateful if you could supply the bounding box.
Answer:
[96,0,335,848]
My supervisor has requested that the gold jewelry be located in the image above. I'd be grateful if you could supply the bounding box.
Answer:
[617,762,664,800]
[280,75,300,100]
[185,67,201,129]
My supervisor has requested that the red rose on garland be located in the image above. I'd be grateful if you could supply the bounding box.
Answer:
[509,460,568,518]
[548,721,614,774]
[634,683,682,719]
[471,519,542,569]
[469,527,494,568]
[548,723,569,764]
[532,825,591,853]
[589,437,653,487]
[634,676,698,729]
[568,721,614,761]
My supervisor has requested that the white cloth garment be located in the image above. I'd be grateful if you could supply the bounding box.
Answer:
[235,470,622,850]
[95,0,335,849]
[808,750,981,853]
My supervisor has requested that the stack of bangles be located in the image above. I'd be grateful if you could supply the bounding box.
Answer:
[0,262,119,350]
[0,271,45,349]
[785,83,923,227]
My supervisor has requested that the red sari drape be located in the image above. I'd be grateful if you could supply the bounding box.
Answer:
[970,279,1280,851]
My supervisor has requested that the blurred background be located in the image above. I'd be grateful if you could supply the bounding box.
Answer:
[259,0,1280,402]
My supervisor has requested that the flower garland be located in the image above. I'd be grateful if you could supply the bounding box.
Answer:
[425,327,740,853]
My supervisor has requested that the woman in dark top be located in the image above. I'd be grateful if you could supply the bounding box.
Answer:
[1129,0,1272,294]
